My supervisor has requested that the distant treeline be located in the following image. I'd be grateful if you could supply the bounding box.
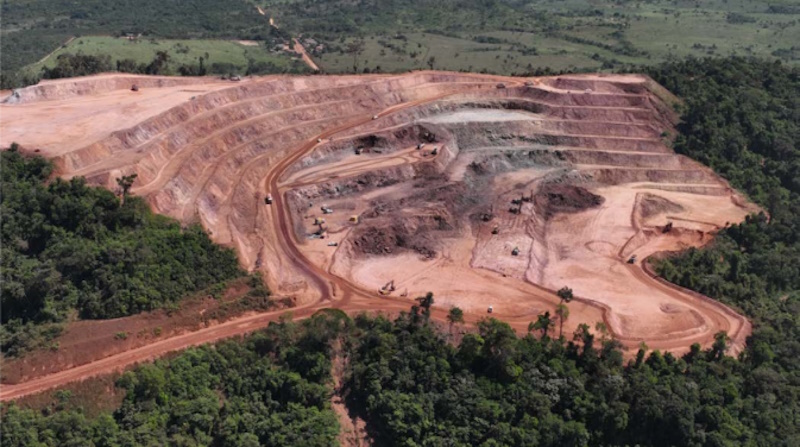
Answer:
[0,50,296,89]
[0,0,269,72]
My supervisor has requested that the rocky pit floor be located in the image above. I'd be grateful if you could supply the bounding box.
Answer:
[0,71,757,400]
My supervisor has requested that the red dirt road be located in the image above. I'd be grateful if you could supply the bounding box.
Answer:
[294,39,320,71]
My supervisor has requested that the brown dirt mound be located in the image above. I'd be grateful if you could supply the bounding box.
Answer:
[639,193,685,219]
[535,184,604,218]
[350,220,441,259]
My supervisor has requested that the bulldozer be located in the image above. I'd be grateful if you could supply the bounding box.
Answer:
[313,217,327,237]
[627,254,637,264]
[379,280,396,296]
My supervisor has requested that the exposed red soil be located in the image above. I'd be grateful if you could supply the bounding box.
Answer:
[1,279,292,385]
[0,71,758,402]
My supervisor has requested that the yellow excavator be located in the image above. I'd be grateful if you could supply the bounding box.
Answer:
[378,280,396,296]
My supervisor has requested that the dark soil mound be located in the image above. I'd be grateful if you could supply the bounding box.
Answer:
[351,227,402,255]
[535,184,604,218]
[351,217,445,259]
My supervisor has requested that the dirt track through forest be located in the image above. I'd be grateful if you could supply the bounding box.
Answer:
[0,72,756,401]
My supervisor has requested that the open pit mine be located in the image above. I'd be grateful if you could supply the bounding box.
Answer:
[1,71,758,394]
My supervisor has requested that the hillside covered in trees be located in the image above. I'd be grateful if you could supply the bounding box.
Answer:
[3,301,797,446]
[1,314,343,446]
[0,149,243,355]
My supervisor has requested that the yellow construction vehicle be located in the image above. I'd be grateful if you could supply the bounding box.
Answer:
[378,280,396,296]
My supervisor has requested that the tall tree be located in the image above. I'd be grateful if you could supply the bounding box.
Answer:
[447,306,464,335]
[416,292,434,318]
[346,39,365,73]
[555,303,569,339]
[530,311,554,339]
[557,286,573,303]
[115,173,138,200]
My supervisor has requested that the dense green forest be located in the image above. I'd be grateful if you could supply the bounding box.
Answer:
[642,57,800,444]
[0,149,243,355]
[3,301,796,446]
[344,308,797,446]
[1,314,343,446]
[648,57,799,379]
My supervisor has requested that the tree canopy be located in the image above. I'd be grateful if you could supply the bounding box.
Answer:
[0,150,243,355]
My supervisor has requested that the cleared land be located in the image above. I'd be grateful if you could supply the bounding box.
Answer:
[0,71,757,400]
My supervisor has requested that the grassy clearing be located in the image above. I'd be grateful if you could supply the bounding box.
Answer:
[316,32,610,74]
[306,0,799,74]
[625,5,799,61]
[25,36,301,76]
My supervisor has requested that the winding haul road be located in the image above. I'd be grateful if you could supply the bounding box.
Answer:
[0,74,750,402]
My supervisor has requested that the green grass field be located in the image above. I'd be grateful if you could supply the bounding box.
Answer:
[26,36,302,76]
[316,32,613,74]
[308,0,798,75]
